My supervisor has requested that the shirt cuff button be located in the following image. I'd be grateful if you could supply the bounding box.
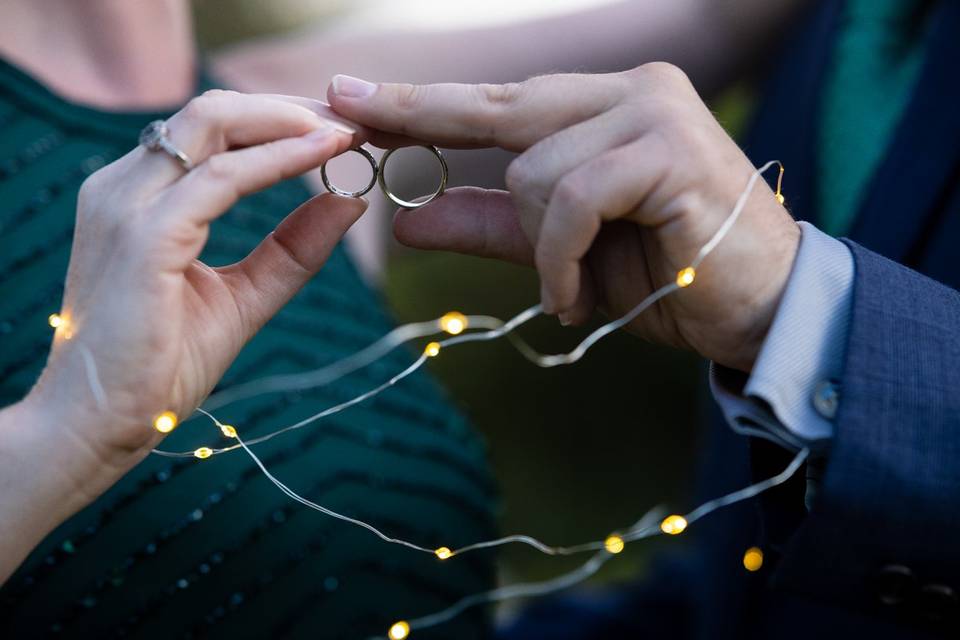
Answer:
[812,379,840,419]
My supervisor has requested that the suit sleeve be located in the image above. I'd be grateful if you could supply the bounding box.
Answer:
[771,239,960,624]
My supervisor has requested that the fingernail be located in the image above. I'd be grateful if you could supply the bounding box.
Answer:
[540,287,556,314]
[332,74,377,99]
[304,123,334,141]
[558,312,573,327]
[321,117,356,135]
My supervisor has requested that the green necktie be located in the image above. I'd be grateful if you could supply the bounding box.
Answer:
[816,0,930,236]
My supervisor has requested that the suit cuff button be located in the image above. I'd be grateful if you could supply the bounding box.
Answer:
[918,583,958,622]
[874,564,917,606]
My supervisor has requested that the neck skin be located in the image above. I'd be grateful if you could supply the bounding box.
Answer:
[0,0,196,110]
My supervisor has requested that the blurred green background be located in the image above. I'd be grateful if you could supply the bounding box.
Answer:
[194,0,755,591]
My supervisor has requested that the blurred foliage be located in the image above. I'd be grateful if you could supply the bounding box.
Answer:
[192,0,348,49]
[712,82,758,140]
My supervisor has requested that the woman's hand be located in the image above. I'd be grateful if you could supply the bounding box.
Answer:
[327,66,800,372]
[19,90,364,506]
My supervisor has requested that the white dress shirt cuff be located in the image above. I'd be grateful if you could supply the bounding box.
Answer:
[710,221,855,451]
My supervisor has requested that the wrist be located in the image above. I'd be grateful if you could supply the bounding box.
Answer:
[14,385,140,519]
[710,211,802,372]
[7,396,94,520]
[0,398,103,582]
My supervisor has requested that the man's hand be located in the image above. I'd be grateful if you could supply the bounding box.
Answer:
[328,65,799,372]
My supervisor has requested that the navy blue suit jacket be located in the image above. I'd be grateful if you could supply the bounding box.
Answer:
[502,1,960,637]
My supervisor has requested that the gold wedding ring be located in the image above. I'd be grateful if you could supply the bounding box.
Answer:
[320,147,379,198]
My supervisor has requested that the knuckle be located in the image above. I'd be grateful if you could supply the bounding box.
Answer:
[77,171,104,204]
[76,169,119,222]
[552,176,589,212]
[505,156,537,193]
[180,94,220,125]
[638,61,691,88]
[476,82,523,107]
[470,82,526,145]
[199,153,235,183]
[394,83,425,110]
[201,88,236,100]
[621,64,647,83]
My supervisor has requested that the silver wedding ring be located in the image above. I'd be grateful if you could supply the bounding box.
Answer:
[320,147,379,198]
[320,145,448,209]
[139,120,194,171]
[379,146,448,209]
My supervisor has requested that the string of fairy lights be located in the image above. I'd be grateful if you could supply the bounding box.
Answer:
[45,160,803,639]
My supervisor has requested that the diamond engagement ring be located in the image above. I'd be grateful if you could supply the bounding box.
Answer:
[139,119,194,171]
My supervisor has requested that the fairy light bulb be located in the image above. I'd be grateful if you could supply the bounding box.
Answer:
[604,535,625,554]
[220,424,237,439]
[434,546,453,560]
[660,514,688,535]
[388,621,410,640]
[424,342,441,357]
[193,447,213,459]
[439,311,468,336]
[676,267,696,288]
[743,546,764,572]
[153,411,179,434]
[48,312,73,338]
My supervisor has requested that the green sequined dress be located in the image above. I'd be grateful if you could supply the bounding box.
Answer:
[0,59,497,639]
